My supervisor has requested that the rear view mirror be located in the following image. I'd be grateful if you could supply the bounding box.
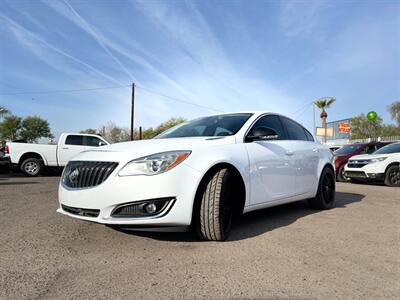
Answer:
[246,127,279,142]
[98,141,107,146]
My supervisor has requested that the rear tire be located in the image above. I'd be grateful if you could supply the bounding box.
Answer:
[308,167,336,209]
[384,165,400,187]
[195,168,233,241]
[20,158,43,177]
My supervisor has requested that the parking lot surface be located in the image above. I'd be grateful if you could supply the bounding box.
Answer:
[0,174,399,299]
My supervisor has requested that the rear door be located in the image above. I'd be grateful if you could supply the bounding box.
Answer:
[58,135,86,165]
[244,114,296,205]
[280,117,319,195]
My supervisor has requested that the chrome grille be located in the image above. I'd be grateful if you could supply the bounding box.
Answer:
[347,160,369,168]
[62,161,118,189]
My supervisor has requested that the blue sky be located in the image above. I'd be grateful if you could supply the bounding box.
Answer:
[0,0,399,138]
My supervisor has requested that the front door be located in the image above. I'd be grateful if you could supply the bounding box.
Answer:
[245,115,296,205]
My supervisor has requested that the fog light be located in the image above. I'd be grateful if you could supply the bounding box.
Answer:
[145,203,157,214]
[111,198,175,218]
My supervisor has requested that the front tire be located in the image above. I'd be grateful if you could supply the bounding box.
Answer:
[337,164,349,182]
[384,165,400,187]
[20,158,43,177]
[308,167,336,210]
[195,168,233,241]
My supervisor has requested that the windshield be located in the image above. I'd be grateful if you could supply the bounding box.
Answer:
[156,113,253,139]
[373,143,400,154]
[334,144,360,155]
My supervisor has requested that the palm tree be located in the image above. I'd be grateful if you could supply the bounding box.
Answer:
[314,97,336,143]
[0,106,10,119]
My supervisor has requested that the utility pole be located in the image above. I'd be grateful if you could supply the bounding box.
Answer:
[130,82,135,141]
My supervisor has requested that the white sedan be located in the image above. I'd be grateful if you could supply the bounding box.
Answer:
[58,112,335,241]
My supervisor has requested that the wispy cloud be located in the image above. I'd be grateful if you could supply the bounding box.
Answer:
[61,0,135,81]
[279,1,329,40]
[0,14,127,87]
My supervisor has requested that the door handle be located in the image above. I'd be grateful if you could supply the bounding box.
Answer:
[285,150,294,156]
[62,147,69,150]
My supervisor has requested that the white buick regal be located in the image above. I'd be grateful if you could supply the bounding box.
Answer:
[58,112,335,241]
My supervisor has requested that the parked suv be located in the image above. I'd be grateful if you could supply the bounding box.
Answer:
[334,142,391,181]
[344,142,400,186]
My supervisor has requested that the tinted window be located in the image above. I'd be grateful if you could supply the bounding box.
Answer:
[65,135,84,146]
[281,117,307,141]
[247,115,286,140]
[334,144,360,155]
[360,145,374,154]
[374,143,400,154]
[304,129,314,142]
[85,136,103,147]
[157,113,252,139]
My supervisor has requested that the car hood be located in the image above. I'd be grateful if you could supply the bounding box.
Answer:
[334,154,349,160]
[71,136,236,163]
[348,153,387,161]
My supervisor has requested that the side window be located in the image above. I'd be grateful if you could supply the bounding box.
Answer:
[366,146,376,154]
[85,136,103,147]
[281,117,308,141]
[65,135,84,146]
[304,129,314,142]
[247,115,286,140]
[360,146,371,154]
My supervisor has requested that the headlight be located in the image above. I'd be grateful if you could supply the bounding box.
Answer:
[118,151,191,176]
[370,157,387,163]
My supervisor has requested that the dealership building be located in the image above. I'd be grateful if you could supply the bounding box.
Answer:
[316,118,352,145]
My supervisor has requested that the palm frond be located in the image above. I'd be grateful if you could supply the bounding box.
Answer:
[325,98,336,108]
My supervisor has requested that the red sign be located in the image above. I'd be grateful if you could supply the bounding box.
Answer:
[338,122,350,133]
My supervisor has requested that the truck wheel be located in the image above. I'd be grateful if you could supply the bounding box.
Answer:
[20,158,43,177]
[308,167,336,210]
[384,165,400,187]
[337,165,349,182]
[195,168,233,241]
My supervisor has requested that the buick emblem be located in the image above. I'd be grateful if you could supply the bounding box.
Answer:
[68,168,80,183]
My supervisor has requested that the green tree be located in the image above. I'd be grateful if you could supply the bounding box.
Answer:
[0,106,10,119]
[313,97,336,143]
[380,124,400,137]
[20,116,53,142]
[100,121,131,143]
[349,114,383,140]
[387,101,400,127]
[143,117,186,139]
[0,115,22,142]
[80,128,98,135]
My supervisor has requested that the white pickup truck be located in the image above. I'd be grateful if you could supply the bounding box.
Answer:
[5,133,109,176]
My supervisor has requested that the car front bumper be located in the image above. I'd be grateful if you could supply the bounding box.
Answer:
[57,162,204,226]
[344,163,385,181]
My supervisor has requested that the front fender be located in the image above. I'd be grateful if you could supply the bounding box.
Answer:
[183,143,250,206]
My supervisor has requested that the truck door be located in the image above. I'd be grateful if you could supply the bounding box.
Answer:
[58,134,108,166]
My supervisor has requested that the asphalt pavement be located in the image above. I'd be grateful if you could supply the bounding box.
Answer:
[0,174,399,299]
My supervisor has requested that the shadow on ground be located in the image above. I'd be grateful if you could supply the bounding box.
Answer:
[110,191,365,242]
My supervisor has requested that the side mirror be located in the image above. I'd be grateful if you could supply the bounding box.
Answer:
[98,141,107,146]
[246,127,279,142]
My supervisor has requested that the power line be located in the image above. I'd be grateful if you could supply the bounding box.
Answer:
[0,84,130,95]
[0,83,223,113]
[136,85,224,113]
[291,101,313,117]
